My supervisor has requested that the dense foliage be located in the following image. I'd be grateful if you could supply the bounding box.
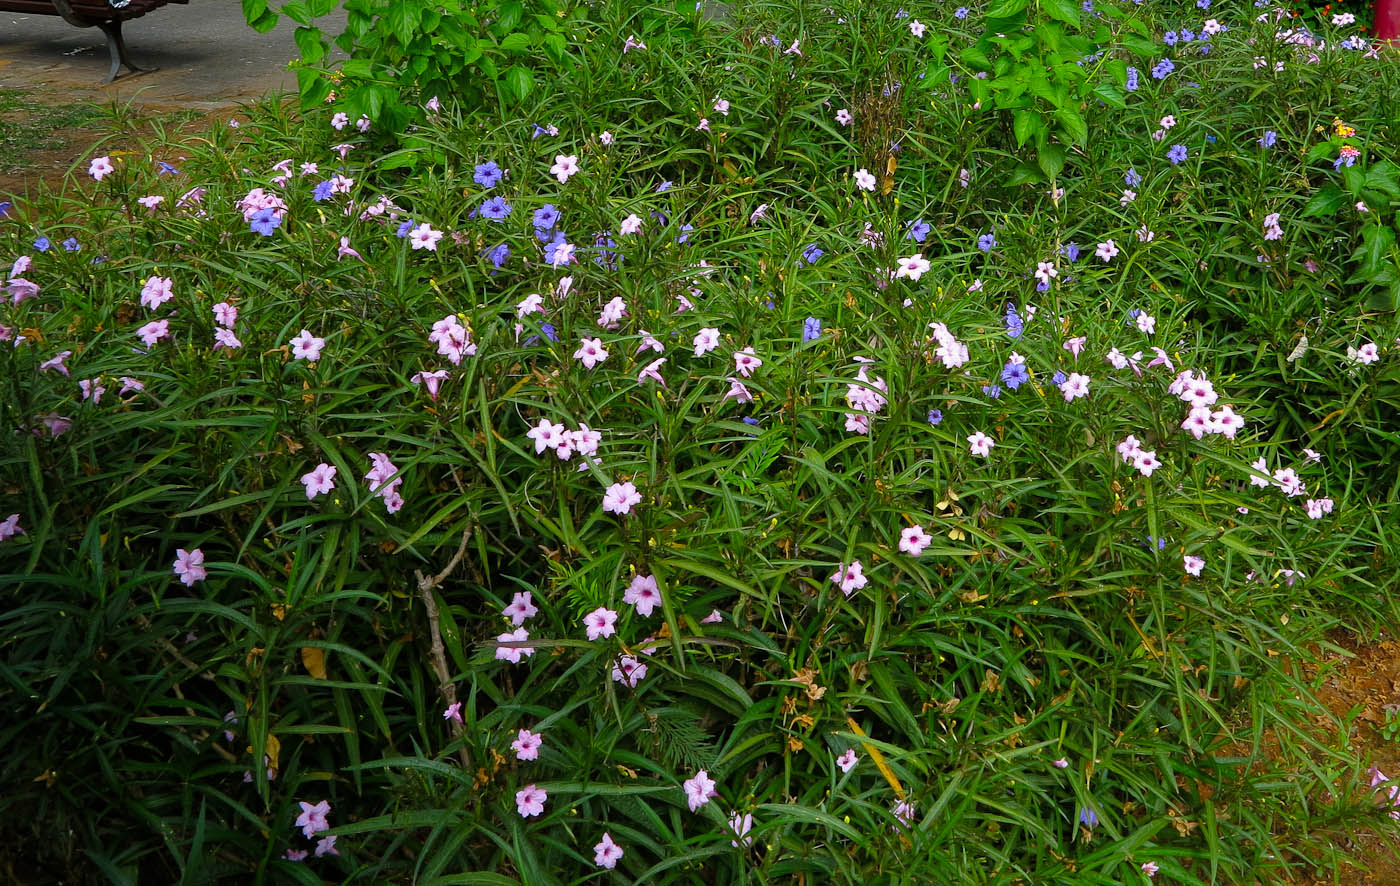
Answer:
[4,0,1400,883]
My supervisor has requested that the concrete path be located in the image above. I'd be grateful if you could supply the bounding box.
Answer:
[0,2,348,109]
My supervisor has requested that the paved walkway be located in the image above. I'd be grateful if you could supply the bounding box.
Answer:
[0,2,347,109]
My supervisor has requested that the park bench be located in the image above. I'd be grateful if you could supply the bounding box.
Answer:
[1,0,188,83]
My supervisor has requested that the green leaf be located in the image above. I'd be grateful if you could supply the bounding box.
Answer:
[1012,109,1039,147]
[1040,0,1082,26]
[281,0,310,24]
[1093,82,1126,108]
[496,0,524,32]
[1006,160,1045,186]
[1352,223,1396,275]
[499,32,533,53]
[503,65,533,102]
[241,0,270,25]
[1055,107,1087,145]
[294,26,325,64]
[986,0,1030,17]
[1365,162,1400,199]
[306,0,337,15]
[1038,144,1067,180]
[1301,184,1347,218]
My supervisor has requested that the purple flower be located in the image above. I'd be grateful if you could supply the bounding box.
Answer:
[484,242,510,268]
[676,223,694,244]
[803,317,822,342]
[1051,370,1067,385]
[1126,67,1140,91]
[1001,360,1029,389]
[533,204,560,231]
[927,408,943,426]
[1078,807,1099,828]
[801,243,824,265]
[1164,30,1178,45]
[396,219,415,238]
[158,161,179,176]
[954,7,968,18]
[1151,58,1174,79]
[34,236,51,252]
[250,207,282,236]
[982,384,1002,399]
[977,233,997,252]
[473,161,503,188]
[1005,306,1024,339]
[1125,167,1142,186]
[480,195,512,221]
[312,180,334,202]
[656,180,674,193]
[1259,130,1277,148]
[62,237,81,252]
[1167,144,1188,165]
[1063,242,1081,262]
[906,219,930,243]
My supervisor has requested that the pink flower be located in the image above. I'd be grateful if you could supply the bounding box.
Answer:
[550,154,579,184]
[683,770,717,812]
[1183,555,1205,577]
[836,749,859,773]
[39,351,73,376]
[1305,498,1334,519]
[511,728,543,761]
[637,357,667,386]
[301,463,337,500]
[515,784,547,818]
[173,548,207,586]
[733,347,762,377]
[409,223,443,251]
[583,607,618,641]
[1141,861,1159,877]
[829,560,868,596]
[283,849,307,862]
[1094,240,1119,262]
[443,702,463,724]
[295,799,331,838]
[89,156,114,180]
[909,19,926,36]
[337,237,362,261]
[892,798,915,828]
[495,627,535,663]
[503,591,538,625]
[1063,336,1087,358]
[1059,372,1090,402]
[899,525,932,556]
[213,302,238,327]
[1136,312,1156,335]
[611,654,648,687]
[314,836,339,857]
[330,112,349,130]
[967,431,995,457]
[573,337,608,369]
[140,276,173,310]
[527,418,566,454]
[729,811,755,847]
[79,378,105,404]
[853,168,876,191]
[896,254,930,281]
[1052,757,1069,769]
[724,378,753,403]
[693,327,720,357]
[289,329,325,361]
[411,369,450,401]
[701,610,724,624]
[1133,450,1161,477]
[593,832,624,869]
[836,109,852,125]
[136,320,170,347]
[619,214,642,236]
[603,481,642,515]
[623,574,662,617]
[0,514,25,541]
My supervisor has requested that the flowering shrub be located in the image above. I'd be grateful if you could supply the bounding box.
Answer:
[4,0,1400,882]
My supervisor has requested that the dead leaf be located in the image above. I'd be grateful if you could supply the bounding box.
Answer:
[301,646,327,679]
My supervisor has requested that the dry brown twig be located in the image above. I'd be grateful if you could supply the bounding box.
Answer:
[415,527,474,771]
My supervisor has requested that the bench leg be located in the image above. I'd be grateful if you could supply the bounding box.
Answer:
[96,19,158,84]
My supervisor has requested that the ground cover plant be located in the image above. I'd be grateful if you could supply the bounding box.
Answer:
[3,0,1400,882]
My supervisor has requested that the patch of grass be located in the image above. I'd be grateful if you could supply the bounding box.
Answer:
[0,88,104,175]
